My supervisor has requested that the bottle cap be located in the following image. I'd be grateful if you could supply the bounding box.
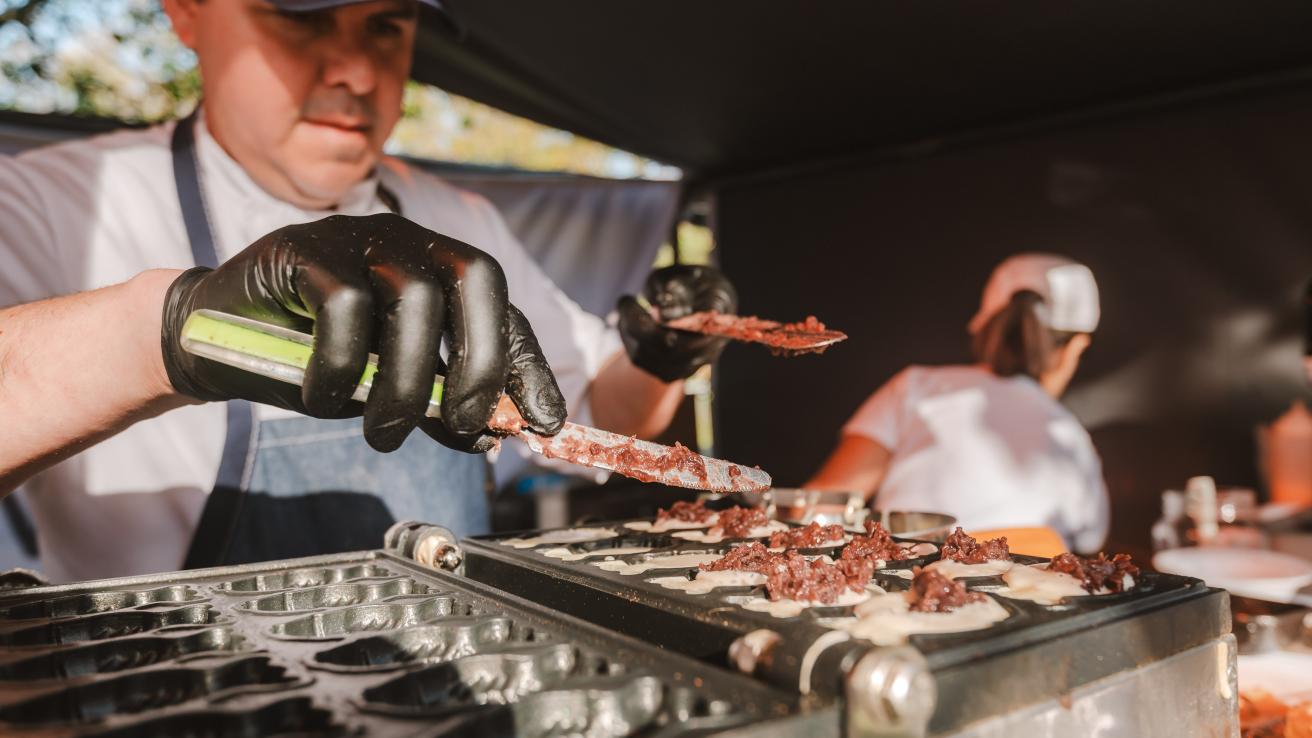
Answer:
[1184,476,1219,539]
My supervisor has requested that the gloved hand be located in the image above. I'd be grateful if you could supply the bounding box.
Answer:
[616,265,738,383]
[161,213,566,453]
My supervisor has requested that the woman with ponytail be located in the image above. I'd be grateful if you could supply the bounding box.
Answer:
[806,254,1108,553]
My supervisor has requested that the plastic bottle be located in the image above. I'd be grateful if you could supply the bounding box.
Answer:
[1213,487,1267,549]
[1265,401,1312,507]
[1303,276,1311,386]
[1151,490,1187,552]
[1184,476,1219,546]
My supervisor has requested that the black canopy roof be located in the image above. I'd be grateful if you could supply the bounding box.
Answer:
[413,1,1312,182]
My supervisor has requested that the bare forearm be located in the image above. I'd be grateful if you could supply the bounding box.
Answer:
[0,269,191,495]
[805,435,893,499]
[588,351,684,439]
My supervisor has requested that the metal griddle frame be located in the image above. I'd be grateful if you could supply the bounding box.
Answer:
[461,521,1232,736]
[0,518,1235,738]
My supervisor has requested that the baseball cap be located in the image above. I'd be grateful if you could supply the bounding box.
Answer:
[270,0,441,11]
[968,253,1100,335]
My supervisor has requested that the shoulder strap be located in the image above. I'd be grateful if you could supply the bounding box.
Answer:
[170,113,221,269]
[171,111,255,570]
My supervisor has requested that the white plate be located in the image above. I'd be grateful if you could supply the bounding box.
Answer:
[1153,547,1312,604]
[1239,651,1312,702]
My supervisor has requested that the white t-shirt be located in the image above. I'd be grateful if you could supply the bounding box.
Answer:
[843,365,1109,553]
[0,117,622,583]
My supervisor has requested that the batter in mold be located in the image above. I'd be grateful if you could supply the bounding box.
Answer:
[541,545,655,562]
[767,522,849,551]
[741,587,873,618]
[592,551,722,575]
[499,528,619,549]
[649,570,767,594]
[732,548,880,618]
[624,499,720,532]
[842,569,1010,644]
[647,543,835,594]
[840,520,937,564]
[997,552,1139,605]
[926,528,1014,578]
[672,507,788,543]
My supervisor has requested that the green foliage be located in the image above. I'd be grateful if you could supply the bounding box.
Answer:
[0,0,678,180]
[1,0,199,121]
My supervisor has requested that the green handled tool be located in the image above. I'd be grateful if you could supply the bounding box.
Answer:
[180,310,771,493]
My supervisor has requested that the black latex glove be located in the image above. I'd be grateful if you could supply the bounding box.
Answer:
[616,265,738,383]
[161,213,566,453]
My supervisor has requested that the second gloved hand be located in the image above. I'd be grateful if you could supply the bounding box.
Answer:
[616,265,738,383]
[160,213,566,453]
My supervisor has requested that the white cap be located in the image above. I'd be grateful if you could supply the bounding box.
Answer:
[968,253,1100,335]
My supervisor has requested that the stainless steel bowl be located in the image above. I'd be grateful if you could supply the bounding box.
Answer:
[761,489,957,542]
[762,488,864,525]
[863,510,958,542]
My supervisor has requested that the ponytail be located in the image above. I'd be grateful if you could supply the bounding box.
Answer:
[971,290,1070,380]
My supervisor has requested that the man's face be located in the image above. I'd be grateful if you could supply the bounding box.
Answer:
[167,0,418,208]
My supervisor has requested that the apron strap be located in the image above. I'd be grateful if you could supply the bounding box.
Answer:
[378,182,402,217]
[172,112,257,570]
[170,114,221,269]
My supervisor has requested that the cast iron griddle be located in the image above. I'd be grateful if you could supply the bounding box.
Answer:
[0,551,820,737]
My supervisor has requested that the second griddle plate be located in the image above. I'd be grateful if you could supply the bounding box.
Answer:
[462,522,1229,735]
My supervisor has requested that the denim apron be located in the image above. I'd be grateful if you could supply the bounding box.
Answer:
[171,115,489,569]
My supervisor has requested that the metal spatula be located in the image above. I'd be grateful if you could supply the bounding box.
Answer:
[180,310,771,493]
[663,310,847,355]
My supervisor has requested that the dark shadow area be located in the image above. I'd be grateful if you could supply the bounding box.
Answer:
[1,494,37,557]
[216,491,398,567]
[413,0,1312,177]
[718,86,1312,555]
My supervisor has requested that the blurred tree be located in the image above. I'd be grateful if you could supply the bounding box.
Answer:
[0,0,678,180]
[391,83,678,180]
[0,0,47,24]
[1,0,199,119]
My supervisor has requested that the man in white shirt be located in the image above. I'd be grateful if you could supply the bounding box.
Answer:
[0,0,734,582]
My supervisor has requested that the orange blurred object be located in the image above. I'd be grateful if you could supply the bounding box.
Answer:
[1261,401,1312,506]
[966,526,1066,558]
[1239,689,1312,738]
[1289,701,1312,738]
